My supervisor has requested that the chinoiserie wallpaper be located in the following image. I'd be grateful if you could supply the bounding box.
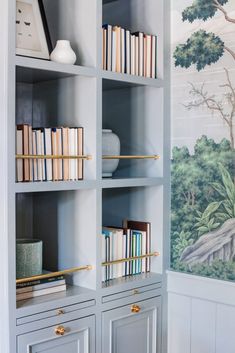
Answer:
[171,0,235,280]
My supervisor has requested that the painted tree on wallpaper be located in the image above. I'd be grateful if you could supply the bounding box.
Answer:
[171,0,235,280]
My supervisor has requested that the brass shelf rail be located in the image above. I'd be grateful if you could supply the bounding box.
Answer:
[102,252,159,267]
[16,154,92,160]
[102,155,160,160]
[16,265,93,284]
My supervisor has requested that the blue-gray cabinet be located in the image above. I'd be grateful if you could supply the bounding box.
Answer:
[17,315,95,353]
[102,297,161,353]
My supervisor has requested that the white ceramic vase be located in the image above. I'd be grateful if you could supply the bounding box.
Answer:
[50,40,77,65]
[102,129,120,177]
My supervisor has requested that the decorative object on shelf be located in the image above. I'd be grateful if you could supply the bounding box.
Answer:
[50,40,77,65]
[16,0,52,59]
[16,239,43,279]
[102,129,120,177]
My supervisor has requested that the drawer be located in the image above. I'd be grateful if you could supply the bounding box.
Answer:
[17,315,95,353]
[102,283,161,303]
[17,299,95,326]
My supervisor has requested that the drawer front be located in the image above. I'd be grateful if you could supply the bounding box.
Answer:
[17,315,95,353]
[102,283,161,303]
[102,296,161,353]
[17,299,95,325]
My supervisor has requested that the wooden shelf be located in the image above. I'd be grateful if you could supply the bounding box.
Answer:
[15,56,97,83]
[14,180,97,193]
[101,177,163,189]
[102,70,164,89]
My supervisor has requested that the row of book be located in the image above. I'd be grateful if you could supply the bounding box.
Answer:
[102,220,151,282]
[102,24,157,78]
[16,124,84,182]
[16,274,66,302]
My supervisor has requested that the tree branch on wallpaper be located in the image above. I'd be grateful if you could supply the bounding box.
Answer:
[174,0,235,71]
[171,0,235,282]
[184,69,235,148]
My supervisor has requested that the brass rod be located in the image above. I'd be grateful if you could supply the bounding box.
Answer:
[16,265,93,284]
[16,154,92,160]
[102,252,159,267]
[102,155,160,160]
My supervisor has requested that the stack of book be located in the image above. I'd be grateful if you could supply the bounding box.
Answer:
[16,124,84,182]
[102,24,157,78]
[102,220,151,282]
[16,274,66,302]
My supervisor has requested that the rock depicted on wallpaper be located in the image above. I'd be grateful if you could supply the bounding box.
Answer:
[171,0,235,281]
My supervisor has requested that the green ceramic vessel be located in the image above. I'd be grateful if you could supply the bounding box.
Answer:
[16,239,43,279]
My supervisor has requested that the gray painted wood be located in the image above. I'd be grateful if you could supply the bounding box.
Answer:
[102,297,161,353]
[17,315,95,353]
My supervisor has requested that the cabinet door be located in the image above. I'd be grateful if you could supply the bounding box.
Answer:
[102,296,161,353]
[17,315,95,353]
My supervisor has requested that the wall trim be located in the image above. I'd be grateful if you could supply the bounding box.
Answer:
[167,270,235,306]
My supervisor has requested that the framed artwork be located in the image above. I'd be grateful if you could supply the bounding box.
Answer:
[16,0,52,59]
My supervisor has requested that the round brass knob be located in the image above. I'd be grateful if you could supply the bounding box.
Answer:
[55,325,66,336]
[131,304,141,313]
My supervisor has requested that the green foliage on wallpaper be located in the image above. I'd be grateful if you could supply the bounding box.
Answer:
[174,0,235,71]
[171,136,235,279]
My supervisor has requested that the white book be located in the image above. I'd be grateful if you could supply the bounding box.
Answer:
[56,128,63,181]
[16,129,23,182]
[151,36,156,79]
[69,128,76,180]
[121,28,125,74]
[44,128,52,181]
[28,126,33,181]
[131,35,135,75]
[104,227,123,279]
[141,230,147,273]
[125,30,131,74]
[74,128,78,180]
[36,129,43,181]
[146,35,152,78]
[102,234,106,282]
[16,284,66,301]
[32,130,38,181]
[111,30,117,72]
[41,131,46,181]
[126,230,130,276]
[135,35,139,76]
[139,32,144,77]
[122,233,126,277]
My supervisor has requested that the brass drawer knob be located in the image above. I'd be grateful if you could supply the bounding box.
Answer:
[131,304,141,313]
[55,325,66,336]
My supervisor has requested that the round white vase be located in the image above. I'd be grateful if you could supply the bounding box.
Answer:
[50,40,77,65]
[102,129,120,177]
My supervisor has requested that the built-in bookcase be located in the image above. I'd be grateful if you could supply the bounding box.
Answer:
[1,0,170,350]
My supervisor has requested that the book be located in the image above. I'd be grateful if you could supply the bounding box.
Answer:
[114,26,121,73]
[16,274,65,289]
[44,128,53,181]
[36,129,43,181]
[130,34,135,75]
[41,130,46,181]
[16,284,66,301]
[121,28,125,74]
[56,128,63,181]
[69,128,76,180]
[103,24,112,71]
[123,220,151,272]
[62,127,69,181]
[125,30,131,74]
[77,127,84,180]
[51,128,58,181]
[102,28,107,70]
[111,29,117,72]
[135,35,139,76]
[139,32,144,76]
[18,124,30,181]
[16,128,23,182]
[32,130,38,181]
[151,36,156,79]
[28,125,33,181]
[16,279,66,294]
[145,34,152,78]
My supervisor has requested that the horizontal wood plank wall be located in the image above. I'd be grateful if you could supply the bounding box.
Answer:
[167,271,235,353]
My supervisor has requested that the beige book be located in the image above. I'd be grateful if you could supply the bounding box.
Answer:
[16,128,23,182]
[28,126,33,181]
[146,34,152,78]
[77,128,84,180]
[102,28,107,70]
[62,127,69,181]
[51,129,58,181]
[56,128,63,181]
[114,26,121,73]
